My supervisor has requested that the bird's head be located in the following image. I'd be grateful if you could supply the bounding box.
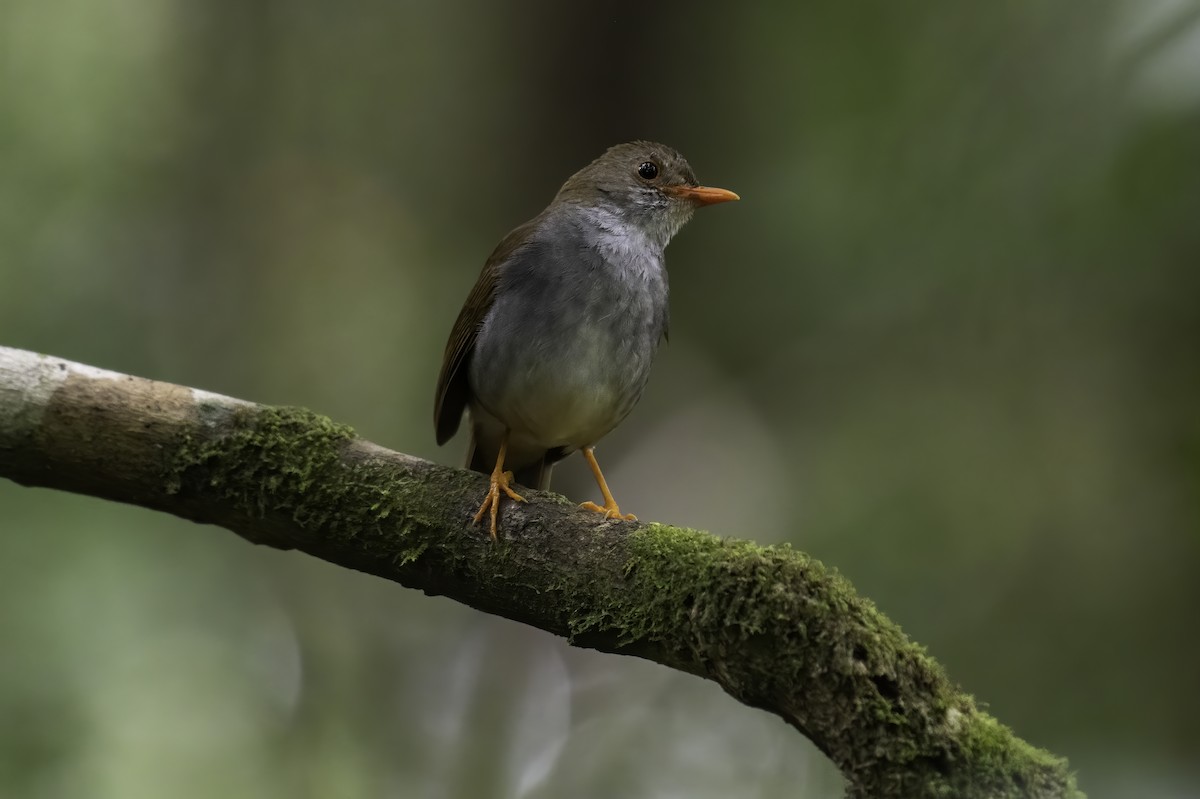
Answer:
[554,140,739,249]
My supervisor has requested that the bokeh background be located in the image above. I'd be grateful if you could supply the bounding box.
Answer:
[2,1,1198,797]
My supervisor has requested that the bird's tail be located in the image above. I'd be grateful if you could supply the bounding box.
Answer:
[465,432,555,491]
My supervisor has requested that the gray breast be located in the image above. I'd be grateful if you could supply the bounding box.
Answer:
[468,214,669,449]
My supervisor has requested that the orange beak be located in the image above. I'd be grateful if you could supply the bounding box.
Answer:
[666,185,740,206]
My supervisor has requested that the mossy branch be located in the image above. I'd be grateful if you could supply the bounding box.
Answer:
[0,345,1082,799]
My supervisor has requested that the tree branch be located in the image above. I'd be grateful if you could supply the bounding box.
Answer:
[0,345,1082,798]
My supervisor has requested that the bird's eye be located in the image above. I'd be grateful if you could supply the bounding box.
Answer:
[637,161,659,180]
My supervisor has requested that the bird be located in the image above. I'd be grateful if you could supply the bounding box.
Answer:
[434,141,738,539]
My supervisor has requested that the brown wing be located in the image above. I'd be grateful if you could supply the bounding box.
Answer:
[433,220,538,444]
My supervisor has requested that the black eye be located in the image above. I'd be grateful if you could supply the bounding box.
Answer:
[637,161,659,180]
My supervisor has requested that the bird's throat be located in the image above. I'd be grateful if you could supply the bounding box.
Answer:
[575,203,689,260]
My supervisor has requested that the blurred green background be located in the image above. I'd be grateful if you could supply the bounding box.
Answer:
[2,0,1198,796]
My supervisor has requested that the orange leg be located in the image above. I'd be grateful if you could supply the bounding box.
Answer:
[579,447,636,521]
[472,434,527,540]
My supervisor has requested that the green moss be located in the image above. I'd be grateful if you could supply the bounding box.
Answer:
[167,406,353,518]
[570,522,855,663]
[561,523,1084,797]
[955,713,1081,796]
[564,522,871,715]
[164,406,441,564]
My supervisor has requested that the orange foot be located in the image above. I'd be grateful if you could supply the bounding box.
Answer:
[473,468,526,540]
[579,446,636,521]
[580,498,637,521]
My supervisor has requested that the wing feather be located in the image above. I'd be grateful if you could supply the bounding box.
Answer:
[433,220,538,444]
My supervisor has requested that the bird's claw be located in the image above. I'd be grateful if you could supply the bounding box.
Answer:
[580,500,637,521]
[473,469,526,540]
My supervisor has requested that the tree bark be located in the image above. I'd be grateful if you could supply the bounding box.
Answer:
[0,345,1083,798]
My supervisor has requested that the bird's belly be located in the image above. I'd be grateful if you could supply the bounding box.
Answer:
[471,323,657,449]
[513,367,636,445]
[468,239,668,450]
